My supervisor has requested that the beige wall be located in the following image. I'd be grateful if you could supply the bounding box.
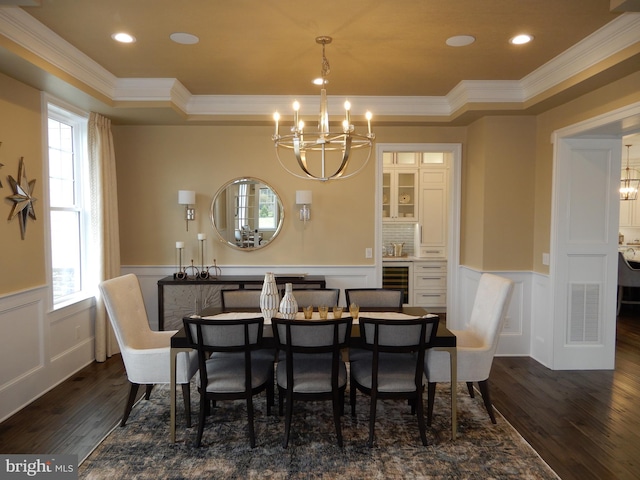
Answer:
[2,69,640,297]
[112,124,466,267]
[0,73,45,295]
[462,116,537,271]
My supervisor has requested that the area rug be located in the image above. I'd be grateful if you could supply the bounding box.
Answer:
[79,381,559,479]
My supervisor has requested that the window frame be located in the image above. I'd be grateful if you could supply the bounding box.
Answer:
[42,95,92,311]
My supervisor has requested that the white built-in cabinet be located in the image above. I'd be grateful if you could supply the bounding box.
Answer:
[413,260,447,309]
[382,151,449,309]
[620,197,640,227]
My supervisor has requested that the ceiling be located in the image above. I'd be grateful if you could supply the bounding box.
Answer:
[0,0,640,126]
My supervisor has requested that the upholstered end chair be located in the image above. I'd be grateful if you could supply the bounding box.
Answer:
[99,274,199,427]
[424,273,514,425]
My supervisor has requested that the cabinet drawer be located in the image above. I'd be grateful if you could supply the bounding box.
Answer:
[414,274,446,289]
[418,246,446,258]
[413,290,446,307]
[413,262,447,274]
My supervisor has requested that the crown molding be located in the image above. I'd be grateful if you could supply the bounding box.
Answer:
[1,7,639,119]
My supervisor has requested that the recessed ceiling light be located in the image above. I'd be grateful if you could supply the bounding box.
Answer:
[111,32,136,44]
[170,32,200,45]
[510,34,534,45]
[446,35,476,47]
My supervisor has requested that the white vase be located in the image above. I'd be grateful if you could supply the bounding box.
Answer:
[260,272,279,321]
[279,283,298,319]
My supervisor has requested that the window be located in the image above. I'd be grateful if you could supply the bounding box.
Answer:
[45,101,90,307]
[258,186,277,229]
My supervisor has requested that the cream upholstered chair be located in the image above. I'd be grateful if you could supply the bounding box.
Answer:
[221,289,262,310]
[99,274,199,426]
[345,288,403,311]
[350,315,439,447]
[425,273,514,425]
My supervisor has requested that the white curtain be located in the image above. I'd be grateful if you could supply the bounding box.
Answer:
[89,112,121,362]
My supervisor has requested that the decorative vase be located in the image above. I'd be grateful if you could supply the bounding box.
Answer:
[279,283,298,319]
[260,272,280,321]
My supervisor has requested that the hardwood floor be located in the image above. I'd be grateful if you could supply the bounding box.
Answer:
[0,314,638,479]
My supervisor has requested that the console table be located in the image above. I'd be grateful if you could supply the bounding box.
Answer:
[157,275,326,330]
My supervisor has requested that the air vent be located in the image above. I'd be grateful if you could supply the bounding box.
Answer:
[568,283,601,343]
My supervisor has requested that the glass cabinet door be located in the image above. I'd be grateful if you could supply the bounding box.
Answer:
[382,170,417,221]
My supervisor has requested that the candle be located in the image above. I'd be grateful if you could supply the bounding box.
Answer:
[293,101,300,131]
[366,111,372,135]
[273,111,280,136]
[197,233,206,240]
[344,100,351,128]
[176,241,184,249]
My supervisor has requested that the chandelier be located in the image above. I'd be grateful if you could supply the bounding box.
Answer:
[272,36,375,181]
[620,144,639,201]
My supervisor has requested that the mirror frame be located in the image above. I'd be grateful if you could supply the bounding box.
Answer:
[210,177,285,251]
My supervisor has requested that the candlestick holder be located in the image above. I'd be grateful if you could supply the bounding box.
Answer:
[174,243,187,279]
[198,237,209,279]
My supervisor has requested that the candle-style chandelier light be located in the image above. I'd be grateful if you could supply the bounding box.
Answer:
[272,36,375,181]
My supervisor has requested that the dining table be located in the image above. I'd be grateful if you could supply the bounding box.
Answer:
[170,306,457,442]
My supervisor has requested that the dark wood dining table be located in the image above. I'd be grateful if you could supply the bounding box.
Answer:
[169,306,457,442]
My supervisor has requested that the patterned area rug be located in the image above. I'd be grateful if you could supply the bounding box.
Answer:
[80,381,559,479]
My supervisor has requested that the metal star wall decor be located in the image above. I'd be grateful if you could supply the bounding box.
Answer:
[7,157,37,240]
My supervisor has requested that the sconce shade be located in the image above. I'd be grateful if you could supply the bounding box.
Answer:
[178,190,196,205]
[296,190,312,205]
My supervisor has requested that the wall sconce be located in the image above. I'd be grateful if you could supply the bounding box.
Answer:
[296,190,312,223]
[178,190,196,231]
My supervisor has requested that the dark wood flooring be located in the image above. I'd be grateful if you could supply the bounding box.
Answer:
[0,314,638,479]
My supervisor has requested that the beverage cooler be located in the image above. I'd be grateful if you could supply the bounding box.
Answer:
[382,261,413,305]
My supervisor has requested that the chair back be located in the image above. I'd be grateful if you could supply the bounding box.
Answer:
[183,316,264,352]
[359,316,439,354]
[272,318,352,354]
[99,274,153,353]
[466,273,514,351]
[618,251,640,287]
[282,288,340,309]
[221,289,262,310]
[345,288,403,311]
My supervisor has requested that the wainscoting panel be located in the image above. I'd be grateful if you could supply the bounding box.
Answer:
[0,287,95,423]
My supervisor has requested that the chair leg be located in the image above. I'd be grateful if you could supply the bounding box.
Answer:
[120,382,140,427]
[181,383,192,428]
[283,389,294,448]
[144,384,154,400]
[367,392,378,448]
[466,382,475,398]
[333,389,344,448]
[416,390,428,446]
[426,382,436,427]
[478,379,497,424]
[267,371,274,416]
[196,392,207,447]
[246,396,256,448]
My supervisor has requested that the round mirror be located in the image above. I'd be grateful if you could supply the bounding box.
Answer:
[210,177,284,251]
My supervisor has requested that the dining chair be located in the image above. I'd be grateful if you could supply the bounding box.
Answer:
[425,273,514,425]
[221,289,262,310]
[272,317,353,448]
[345,288,403,311]
[280,288,340,309]
[617,251,640,315]
[183,315,274,448]
[99,273,199,427]
[350,315,439,447]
